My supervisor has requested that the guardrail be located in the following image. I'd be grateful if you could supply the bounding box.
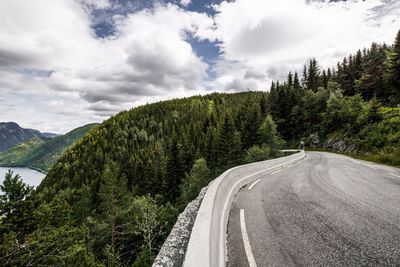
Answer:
[183,150,306,267]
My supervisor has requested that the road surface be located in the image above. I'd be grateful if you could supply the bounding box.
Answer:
[227,152,400,266]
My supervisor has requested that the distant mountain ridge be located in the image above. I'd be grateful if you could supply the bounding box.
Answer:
[0,122,49,152]
[0,123,98,172]
[41,132,60,138]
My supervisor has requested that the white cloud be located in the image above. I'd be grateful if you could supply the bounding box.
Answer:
[0,1,214,133]
[180,0,191,7]
[1,0,400,132]
[208,0,400,91]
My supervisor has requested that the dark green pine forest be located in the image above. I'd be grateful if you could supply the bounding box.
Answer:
[1,31,400,266]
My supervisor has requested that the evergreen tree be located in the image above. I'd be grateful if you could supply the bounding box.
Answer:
[0,170,33,238]
[203,126,217,167]
[236,98,262,149]
[385,29,400,105]
[322,70,328,89]
[356,43,387,101]
[256,115,281,150]
[307,59,320,92]
[293,71,301,92]
[287,72,293,87]
[216,113,240,166]
[301,65,308,88]
[163,133,183,203]
[181,158,211,203]
[99,160,126,254]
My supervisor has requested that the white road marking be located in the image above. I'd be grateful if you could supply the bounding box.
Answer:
[248,179,261,191]
[351,159,378,169]
[365,164,377,170]
[271,169,281,174]
[218,153,306,266]
[240,209,257,267]
[391,173,400,178]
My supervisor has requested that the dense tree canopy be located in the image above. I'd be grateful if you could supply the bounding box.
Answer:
[1,92,284,266]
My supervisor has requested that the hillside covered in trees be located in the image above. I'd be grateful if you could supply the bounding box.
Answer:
[1,31,399,266]
[1,92,282,266]
[0,124,98,172]
[0,122,45,152]
[268,30,400,164]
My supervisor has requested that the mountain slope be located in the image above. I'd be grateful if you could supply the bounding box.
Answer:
[34,92,275,265]
[0,122,43,152]
[0,123,98,171]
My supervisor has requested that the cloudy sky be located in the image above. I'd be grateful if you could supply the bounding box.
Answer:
[1,0,399,133]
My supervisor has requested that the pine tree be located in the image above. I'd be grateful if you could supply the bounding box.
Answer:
[99,160,125,254]
[322,70,328,89]
[204,126,217,167]
[163,133,183,203]
[256,115,280,150]
[307,59,320,92]
[356,43,387,101]
[287,72,293,88]
[181,158,211,203]
[216,113,239,166]
[0,170,33,237]
[385,29,400,105]
[301,65,308,88]
[293,71,301,92]
[236,97,262,149]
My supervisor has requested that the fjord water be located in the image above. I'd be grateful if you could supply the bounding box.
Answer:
[0,167,45,188]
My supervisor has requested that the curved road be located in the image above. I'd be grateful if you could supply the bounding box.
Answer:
[227,152,400,266]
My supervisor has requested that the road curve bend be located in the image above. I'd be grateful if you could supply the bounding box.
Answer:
[228,152,400,267]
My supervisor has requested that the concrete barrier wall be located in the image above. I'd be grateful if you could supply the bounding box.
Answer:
[184,151,306,267]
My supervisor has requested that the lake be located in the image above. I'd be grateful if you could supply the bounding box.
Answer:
[0,167,46,188]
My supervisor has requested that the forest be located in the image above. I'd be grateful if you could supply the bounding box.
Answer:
[0,31,399,266]
[0,123,98,172]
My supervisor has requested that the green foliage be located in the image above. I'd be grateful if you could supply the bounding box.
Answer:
[180,158,211,204]
[236,97,262,148]
[0,170,34,237]
[216,113,242,166]
[385,30,400,105]
[163,133,184,203]
[0,137,45,166]
[355,43,388,101]
[31,92,282,265]
[323,92,370,135]
[244,145,271,163]
[0,124,97,171]
[265,31,400,166]
[14,225,98,267]
[257,115,283,150]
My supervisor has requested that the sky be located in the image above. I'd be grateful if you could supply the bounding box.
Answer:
[0,0,399,133]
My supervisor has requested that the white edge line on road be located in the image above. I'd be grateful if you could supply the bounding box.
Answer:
[248,179,261,191]
[366,164,377,170]
[355,159,378,170]
[271,169,281,175]
[391,173,400,178]
[351,159,378,170]
[219,153,306,266]
[240,209,258,267]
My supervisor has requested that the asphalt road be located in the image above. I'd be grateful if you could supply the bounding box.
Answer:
[227,152,400,267]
